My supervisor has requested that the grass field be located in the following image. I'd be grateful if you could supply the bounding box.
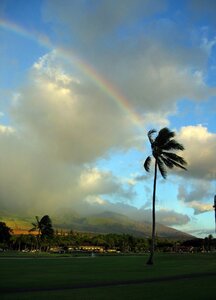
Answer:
[0,252,216,299]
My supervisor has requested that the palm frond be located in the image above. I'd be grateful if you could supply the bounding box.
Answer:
[160,155,174,169]
[155,127,175,147]
[29,216,40,232]
[29,223,37,232]
[144,127,187,181]
[163,152,187,168]
[163,140,184,151]
[144,156,152,172]
[169,159,187,170]
[157,157,167,179]
[147,129,156,145]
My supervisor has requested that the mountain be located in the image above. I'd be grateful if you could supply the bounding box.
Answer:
[0,210,194,240]
[53,211,193,240]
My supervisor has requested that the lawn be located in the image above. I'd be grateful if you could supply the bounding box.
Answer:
[0,252,215,299]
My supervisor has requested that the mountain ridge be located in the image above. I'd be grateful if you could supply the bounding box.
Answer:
[53,210,194,240]
[0,210,194,240]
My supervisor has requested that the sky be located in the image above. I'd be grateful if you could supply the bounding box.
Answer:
[0,0,216,238]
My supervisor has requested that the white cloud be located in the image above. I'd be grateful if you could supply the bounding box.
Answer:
[11,52,136,164]
[0,51,138,219]
[33,51,79,85]
[70,199,190,227]
[79,167,136,201]
[188,201,213,215]
[79,168,119,195]
[178,125,216,179]
[111,204,190,226]
[85,196,107,206]
[0,124,14,134]
[201,37,216,55]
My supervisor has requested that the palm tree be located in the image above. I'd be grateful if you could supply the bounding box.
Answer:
[208,234,213,251]
[29,215,54,251]
[144,127,187,265]
[29,216,42,250]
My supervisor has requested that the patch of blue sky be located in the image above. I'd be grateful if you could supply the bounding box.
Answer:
[2,0,44,30]
[96,148,144,178]
[0,30,47,89]
[0,111,11,126]
[169,98,216,133]
[206,53,216,87]
[155,180,179,207]
[187,211,215,237]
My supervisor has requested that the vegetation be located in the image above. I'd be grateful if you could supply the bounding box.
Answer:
[29,215,54,251]
[2,230,215,255]
[0,221,13,248]
[144,127,187,265]
[29,215,54,238]
[0,253,215,299]
[1,215,216,255]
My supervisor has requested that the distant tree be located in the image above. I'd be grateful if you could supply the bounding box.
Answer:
[204,237,209,252]
[29,215,54,250]
[40,215,54,240]
[208,234,213,251]
[30,216,42,235]
[0,222,12,245]
[144,127,187,265]
[13,234,27,251]
[30,215,54,238]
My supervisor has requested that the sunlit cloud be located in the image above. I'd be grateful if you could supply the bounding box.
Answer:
[178,125,216,180]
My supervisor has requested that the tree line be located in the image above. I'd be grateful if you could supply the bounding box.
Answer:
[0,218,215,253]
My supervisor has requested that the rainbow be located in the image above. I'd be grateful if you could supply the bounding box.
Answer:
[0,18,143,129]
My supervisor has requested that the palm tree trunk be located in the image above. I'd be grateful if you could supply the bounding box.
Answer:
[146,158,157,265]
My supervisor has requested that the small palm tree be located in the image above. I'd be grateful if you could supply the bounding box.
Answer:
[144,127,187,265]
[29,216,42,250]
[29,215,54,251]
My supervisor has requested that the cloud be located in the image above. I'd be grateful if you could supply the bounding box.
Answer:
[152,209,190,226]
[0,49,137,215]
[43,0,166,46]
[188,201,213,215]
[177,177,214,214]
[79,167,136,200]
[40,0,216,120]
[70,198,190,227]
[186,228,215,238]
[178,179,212,203]
[0,117,189,228]
[0,128,81,214]
[178,125,216,180]
[11,52,136,164]
[108,46,214,114]
[0,124,14,134]
[121,204,190,226]
[0,129,135,216]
